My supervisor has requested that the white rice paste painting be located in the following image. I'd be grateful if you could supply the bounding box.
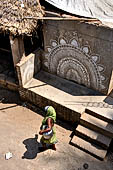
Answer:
[44,33,106,91]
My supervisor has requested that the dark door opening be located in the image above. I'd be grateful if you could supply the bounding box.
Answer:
[0,33,15,79]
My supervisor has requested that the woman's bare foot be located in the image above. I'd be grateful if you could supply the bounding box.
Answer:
[51,144,56,151]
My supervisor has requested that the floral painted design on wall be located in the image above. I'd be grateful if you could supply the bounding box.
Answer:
[44,32,106,91]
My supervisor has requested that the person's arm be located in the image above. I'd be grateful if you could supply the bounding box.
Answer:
[39,118,53,135]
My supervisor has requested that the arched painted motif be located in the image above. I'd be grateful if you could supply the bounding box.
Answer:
[44,34,106,91]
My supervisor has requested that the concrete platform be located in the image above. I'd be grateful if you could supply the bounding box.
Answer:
[25,71,102,112]
[19,70,113,123]
[75,125,111,149]
[71,136,107,160]
[85,108,113,124]
[80,113,113,138]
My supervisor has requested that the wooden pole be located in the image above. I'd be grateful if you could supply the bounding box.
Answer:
[108,70,113,95]
[23,16,99,22]
[10,36,25,67]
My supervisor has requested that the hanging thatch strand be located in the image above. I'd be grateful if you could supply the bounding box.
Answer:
[0,0,44,36]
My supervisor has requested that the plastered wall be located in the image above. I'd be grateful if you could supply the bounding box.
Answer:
[42,20,113,95]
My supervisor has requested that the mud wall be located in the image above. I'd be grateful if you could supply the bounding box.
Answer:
[42,20,113,95]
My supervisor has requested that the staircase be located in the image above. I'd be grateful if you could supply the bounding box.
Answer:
[71,109,113,160]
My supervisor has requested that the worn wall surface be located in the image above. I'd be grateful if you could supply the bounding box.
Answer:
[16,49,41,87]
[42,20,113,94]
[19,87,81,123]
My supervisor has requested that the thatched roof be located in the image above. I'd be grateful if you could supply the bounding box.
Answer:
[0,0,44,36]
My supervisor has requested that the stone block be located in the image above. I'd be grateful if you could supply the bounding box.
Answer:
[85,108,113,124]
[16,53,35,87]
[76,125,111,149]
[16,50,41,87]
[71,136,107,160]
[80,113,113,138]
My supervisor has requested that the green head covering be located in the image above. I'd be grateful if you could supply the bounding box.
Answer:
[42,106,56,125]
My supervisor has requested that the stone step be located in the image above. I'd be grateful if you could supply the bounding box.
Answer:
[85,108,113,125]
[80,113,113,138]
[75,125,111,149]
[71,136,107,160]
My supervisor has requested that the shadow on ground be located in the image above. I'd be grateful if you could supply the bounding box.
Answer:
[0,87,75,131]
[0,87,21,104]
[22,134,43,159]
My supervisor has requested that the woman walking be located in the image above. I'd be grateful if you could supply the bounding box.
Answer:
[39,106,57,151]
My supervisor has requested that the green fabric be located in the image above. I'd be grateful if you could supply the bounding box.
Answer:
[41,126,57,144]
[42,106,56,125]
[41,106,57,144]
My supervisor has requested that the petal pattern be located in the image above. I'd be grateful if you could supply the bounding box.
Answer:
[60,38,67,45]
[91,55,99,62]
[83,46,89,54]
[100,75,105,81]
[47,48,52,53]
[98,66,104,72]
[44,61,48,67]
[51,41,57,47]
[71,39,78,47]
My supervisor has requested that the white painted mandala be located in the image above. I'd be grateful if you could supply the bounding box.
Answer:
[44,35,106,91]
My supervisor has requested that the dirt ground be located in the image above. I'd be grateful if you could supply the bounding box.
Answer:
[0,87,113,170]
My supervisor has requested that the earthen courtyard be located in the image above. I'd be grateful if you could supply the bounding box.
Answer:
[0,87,113,170]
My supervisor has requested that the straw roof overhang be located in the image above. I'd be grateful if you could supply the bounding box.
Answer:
[0,0,44,36]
